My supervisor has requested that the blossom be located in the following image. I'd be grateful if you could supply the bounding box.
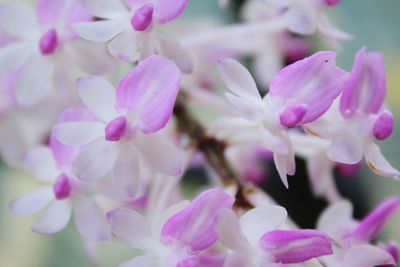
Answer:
[210,52,348,187]
[73,0,191,71]
[217,205,333,266]
[306,48,400,179]
[54,55,183,198]
[0,0,93,107]
[10,108,110,241]
[107,188,234,267]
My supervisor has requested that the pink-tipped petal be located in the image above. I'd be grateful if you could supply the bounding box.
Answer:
[116,55,181,133]
[373,110,394,141]
[344,245,396,267]
[72,195,110,241]
[10,187,54,216]
[269,51,348,124]
[161,188,234,251]
[131,4,153,31]
[279,104,308,128]
[153,0,188,24]
[31,200,72,234]
[107,208,153,251]
[260,229,333,264]
[352,197,400,242]
[340,48,387,117]
[105,116,127,141]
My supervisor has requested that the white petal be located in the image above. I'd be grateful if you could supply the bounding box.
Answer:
[0,3,39,39]
[156,33,193,73]
[284,1,318,35]
[239,205,287,247]
[364,142,400,178]
[81,0,127,19]
[72,195,110,241]
[107,29,140,62]
[318,14,353,42]
[25,146,59,182]
[218,58,261,101]
[273,153,289,188]
[113,144,142,198]
[344,245,395,267]
[16,54,54,107]
[73,138,118,181]
[31,200,72,234]
[10,187,54,215]
[0,42,34,71]
[327,134,364,164]
[119,256,154,267]
[53,121,105,146]
[133,133,184,177]
[107,207,154,252]
[72,20,126,42]
[77,76,119,121]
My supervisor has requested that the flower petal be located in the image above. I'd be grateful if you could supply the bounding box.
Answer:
[327,134,364,164]
[161,188,234,251]
[239,205,287,247]
[0,42,35,71]
[77,76,119,122]
[343,245,395,267]
[259,229,333,264]
[119,256,154,267]
[73,138,118,181]
[31,200,72,234]
[364,142,400,178]
[283,1,318,35]
[107,208,154,251]
[107,29,140,62]
[116,55,181,133]
[0,3,39,39]
[81,0,127,19]
[113,144,142,198]
[15,54,54,107]
[133,132,183,176]
[25,146,59,182]
[218,58,261,101]
[269,51,348,124]
[72,20,125,42]
[153,0,188,24]
[10,187,54,215]
[53,121,105,146]
[72,195,110,241]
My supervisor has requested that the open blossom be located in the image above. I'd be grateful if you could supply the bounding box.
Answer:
[0,0,93,107]
[306,47,400,179]
[107,188,234,267]
[317,197,400,266]
[210,52,348,187]
[54,55,183,198]
[73,0,191,72]
[10,108,110,241]
[217,205,333,266]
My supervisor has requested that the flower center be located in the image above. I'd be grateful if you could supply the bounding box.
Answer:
[53,174,72,200]
[39,28,59,55]
[105,116,128,141]
[131,4,154,31]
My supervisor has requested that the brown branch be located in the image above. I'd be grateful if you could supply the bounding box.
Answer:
[173,93,253,209]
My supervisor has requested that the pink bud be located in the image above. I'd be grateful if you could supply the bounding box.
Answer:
[105,116,127,141]
[39,28,58,55]
[279,104,308,128]
[53,174,72,200]
[131,4,154,31]
[373,111,394,141]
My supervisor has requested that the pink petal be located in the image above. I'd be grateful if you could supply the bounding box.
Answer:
[352,197,400,242]
[72,195,110,241]
[344,245,395,267]
[269,51,348,125]
[260,229,333,264]
[340,48,387,117]
[31,200,72,234]
[152,0,188,24]
[116,55,181,133]
[133,132,183,176]
[10,187,54,215]
[161,188,234,251]
[77,76,119,122]
[107,208,154,251]
[239,205,287,247]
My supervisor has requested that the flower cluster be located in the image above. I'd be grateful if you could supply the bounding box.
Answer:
[1,0,399,266]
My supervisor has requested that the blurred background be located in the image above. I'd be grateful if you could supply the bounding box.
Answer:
[0,0,399,266]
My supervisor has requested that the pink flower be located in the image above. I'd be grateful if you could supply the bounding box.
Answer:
[53,56,183,198]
